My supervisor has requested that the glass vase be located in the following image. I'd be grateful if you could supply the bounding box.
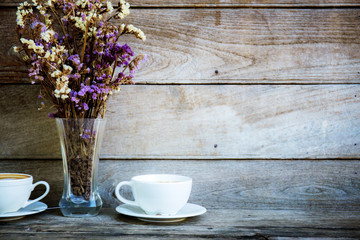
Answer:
[56,118,106,217]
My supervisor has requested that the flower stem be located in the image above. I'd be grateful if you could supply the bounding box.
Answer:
[50,6,71,52]
[80,22,89,63]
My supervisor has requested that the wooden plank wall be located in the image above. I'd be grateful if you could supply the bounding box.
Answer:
[0,0,359,209]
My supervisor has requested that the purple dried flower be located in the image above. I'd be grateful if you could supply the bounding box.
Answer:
[71,96,79,103]
[91,84,100,92]
[63,2,75,12]
[68,54,81,65]
[83,103,89,110]
[78,84,91,96]
[81,134,90,139]
[78,90,86,97]
[74,73,81,79]
[122,44,134,56]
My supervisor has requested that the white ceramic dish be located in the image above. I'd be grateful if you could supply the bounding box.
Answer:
[116,203,206,223]
[0,202,47,221]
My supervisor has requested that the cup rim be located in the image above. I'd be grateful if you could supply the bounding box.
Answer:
[0,173,32,184]
[132,174,192,184]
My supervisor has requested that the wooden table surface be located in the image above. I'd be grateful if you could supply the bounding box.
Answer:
[0,207,359,239]
[0,159,359,239]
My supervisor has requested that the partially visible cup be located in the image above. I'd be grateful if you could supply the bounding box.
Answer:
[115,174,192,216]
[0,173,50,214]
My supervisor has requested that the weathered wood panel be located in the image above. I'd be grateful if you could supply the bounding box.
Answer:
[1,85,359,159]
[0,208,359,239]
[0,160,359,211]
[1,8,360,84]
[1,0,360,7]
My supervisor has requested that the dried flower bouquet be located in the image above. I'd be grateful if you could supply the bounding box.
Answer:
[15,0,146,119]
[14,0,146,204]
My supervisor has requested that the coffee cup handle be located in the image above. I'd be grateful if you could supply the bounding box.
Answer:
[115,181,138,206]
[23,181,50,208]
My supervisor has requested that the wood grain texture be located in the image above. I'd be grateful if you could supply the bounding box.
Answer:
[0,159,359,211]
[1,8,360,84]
[0,208,359,239]
[1,85,359,159]
[1,0,360,7]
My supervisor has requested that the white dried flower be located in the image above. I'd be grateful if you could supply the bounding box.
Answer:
[125,24,146,41]
[51,70,62,78]
[44,50,50,59]
[106,1,113,12]
[70,16,87,31]
[20,38,45,53]
[117,0,130,19]
[45,15,51,26]
[63,64,73,73]
[54,75,71,100]
[40,29,55,42]
[16,4,27,27]
[47,0,55,7]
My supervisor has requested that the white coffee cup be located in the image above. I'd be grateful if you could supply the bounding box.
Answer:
[0,173,50,214]
[115,174,192,216]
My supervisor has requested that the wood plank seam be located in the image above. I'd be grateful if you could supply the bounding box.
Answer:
[1,4,360,8]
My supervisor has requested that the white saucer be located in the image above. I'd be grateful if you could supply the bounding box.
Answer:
[116,203,206,223]
[0,202,48,221]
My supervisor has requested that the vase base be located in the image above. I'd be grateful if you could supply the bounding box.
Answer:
[59,206,101,217]
[59,197,102,217]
